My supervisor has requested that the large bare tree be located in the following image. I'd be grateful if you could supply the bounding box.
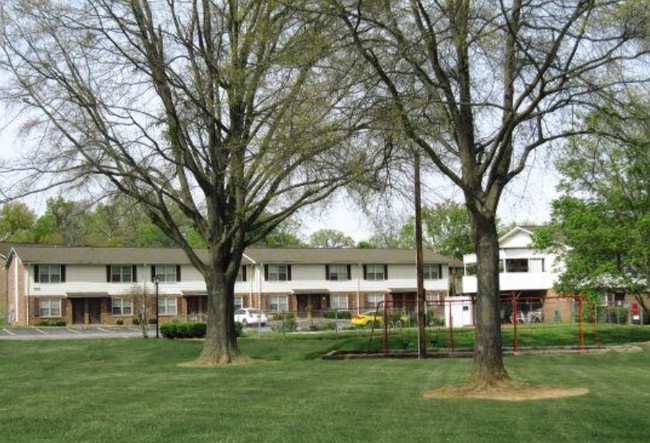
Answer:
[0,0,384,364]
[326,0,648,385]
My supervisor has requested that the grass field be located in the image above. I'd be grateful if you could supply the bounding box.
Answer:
[1,329,650,442]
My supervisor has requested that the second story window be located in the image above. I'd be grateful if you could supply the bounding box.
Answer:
[423,264,442,280]
[364,264,387,281]
[236,266,247,282]
[265,265,291,281]
[152,265,180,283]
[108,265,137,283]
[34,265,65,283]
[326,265,350,281]
[505,259,528,273]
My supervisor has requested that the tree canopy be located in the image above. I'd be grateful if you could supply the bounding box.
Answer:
[534,96,650,300]
[308,228,355,248]
[324,0,649,385]
[0,0,385,364]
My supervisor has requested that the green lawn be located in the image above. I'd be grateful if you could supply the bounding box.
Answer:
[1,331,650,442]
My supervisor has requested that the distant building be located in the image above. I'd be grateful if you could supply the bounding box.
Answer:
[4,245,453,326]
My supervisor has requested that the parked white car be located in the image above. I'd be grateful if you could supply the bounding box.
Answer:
[234,308,268,326]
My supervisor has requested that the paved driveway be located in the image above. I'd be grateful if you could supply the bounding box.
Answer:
[0,325,151,340]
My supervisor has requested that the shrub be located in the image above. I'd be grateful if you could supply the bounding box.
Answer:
[160,322,206,339]
[115,319,124,325]
[132,317,140,325]
[148,318,158,325]
[160,322,243,339]
[271,312,295,321]
[34,320,66,326]
[271,317,297,332]
[324,309,351,319]
[600,307,629,324]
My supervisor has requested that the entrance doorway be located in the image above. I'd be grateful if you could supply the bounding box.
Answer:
[186,296,206,321]
[296,294,328,317]
[71,298,103,325]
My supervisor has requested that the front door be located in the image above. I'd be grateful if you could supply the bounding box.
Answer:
[186,296,205,321]
[88,299,101,324]
[297,294,327,317]
[72,299,85,324]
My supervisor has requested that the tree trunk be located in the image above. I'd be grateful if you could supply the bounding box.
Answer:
[196,261,242,365]
[470,214,510,385]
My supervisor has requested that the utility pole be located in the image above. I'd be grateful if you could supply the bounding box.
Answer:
[415,151,426,358]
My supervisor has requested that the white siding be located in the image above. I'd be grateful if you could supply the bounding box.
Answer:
[21,258,451,306]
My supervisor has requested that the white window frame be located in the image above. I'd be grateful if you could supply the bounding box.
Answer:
[268,265,289,281]
[269,295,288,312]
[110,265,134,283]
[234,296,243,310]
[366,265,385,281]
[39,299,61,317]
[330,294,348,310]
[327,265,348,281]
[423,265,441,280]
[158,297,177,316]
[111,297,133,316]
[367,293,384,308]
[155,265,177,283]
[38,265,62,284]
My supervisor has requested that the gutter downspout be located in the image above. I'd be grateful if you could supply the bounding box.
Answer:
[243,253,256,309]
[14,256,19,325]
[356,263,361,314]
[25,263,30,326]
[259,263,264,311]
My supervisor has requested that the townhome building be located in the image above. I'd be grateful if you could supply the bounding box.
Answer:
[4,245,453,326]
[461,225,566,322]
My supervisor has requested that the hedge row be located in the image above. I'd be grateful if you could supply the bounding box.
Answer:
[160,322,244,339]
[160,322,206,339]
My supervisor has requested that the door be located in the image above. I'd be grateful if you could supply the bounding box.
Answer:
[72,299,85,324]
[186,296,204,321]
[88,298,101,324]
[297,294,327,317]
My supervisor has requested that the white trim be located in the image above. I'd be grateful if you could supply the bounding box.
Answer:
[13,255,19,324]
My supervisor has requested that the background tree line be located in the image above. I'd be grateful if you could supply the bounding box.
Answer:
[0,195,478,258]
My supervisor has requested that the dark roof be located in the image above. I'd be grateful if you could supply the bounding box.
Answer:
[9,246,219,265]
[9,245,452,265]
[244,248,451,264]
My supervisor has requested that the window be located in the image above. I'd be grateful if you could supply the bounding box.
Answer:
[158,297,177,316]
[111,297,133,316]
[425,292,440,302]
[331,294,348,310]
[108,265,136,283]
[269,295,288,312]
[236,266,247,282]
[465,263,477,276]
[367,293,384,308]
[505,259,528,273]
[234,296,243,310]
[266,265,290,281]
[326,265,349,281]
[528,258,544,273]
[38,299,61,317]
[423,264,442,280]
[153,265,179,283]
[365,264,386,281]
[35,265,64,284]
